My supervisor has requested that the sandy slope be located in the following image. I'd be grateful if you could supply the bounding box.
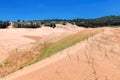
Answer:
[0,26,83,63]
[1,28,120,80]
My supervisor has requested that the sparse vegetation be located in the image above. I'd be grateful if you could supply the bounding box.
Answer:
[34,29,99,62]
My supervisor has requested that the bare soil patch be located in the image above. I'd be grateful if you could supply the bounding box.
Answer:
[23,35,42,41]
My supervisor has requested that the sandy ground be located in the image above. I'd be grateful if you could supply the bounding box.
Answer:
[1,27,120,80]
[0,25,83,62]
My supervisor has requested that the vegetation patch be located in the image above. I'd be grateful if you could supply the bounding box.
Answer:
[34,29,98,62]
[1,15,120,28]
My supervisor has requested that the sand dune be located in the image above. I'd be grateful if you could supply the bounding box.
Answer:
[0,25,83,62]
[1,27,120,80]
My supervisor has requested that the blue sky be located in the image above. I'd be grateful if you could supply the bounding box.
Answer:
[0,0,120,21]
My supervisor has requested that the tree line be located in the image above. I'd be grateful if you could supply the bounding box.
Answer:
[73,15,120,28]
[0,21,10,28]
[0,15,120,29]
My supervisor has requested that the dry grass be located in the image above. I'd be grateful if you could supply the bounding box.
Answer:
[0,44,43,77]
